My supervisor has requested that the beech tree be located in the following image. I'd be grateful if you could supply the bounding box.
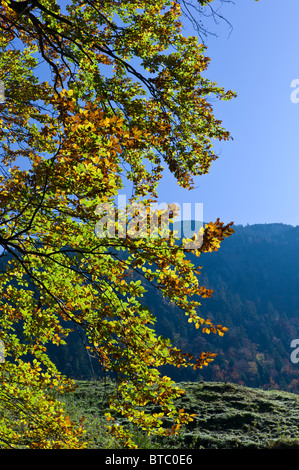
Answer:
[0,0,236,448]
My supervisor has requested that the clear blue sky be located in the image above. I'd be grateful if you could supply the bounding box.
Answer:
[10,1,299,227]
[156,0,299,227]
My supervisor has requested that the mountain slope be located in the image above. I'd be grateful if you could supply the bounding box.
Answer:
[60,379,299,449]
[2,223,299,393]
[141,223,299,391]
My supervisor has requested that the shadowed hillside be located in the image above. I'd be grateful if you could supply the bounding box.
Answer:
[2,223,299,393]
[144,223,299,392]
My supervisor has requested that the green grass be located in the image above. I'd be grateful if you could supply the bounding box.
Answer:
[60,380,299,449]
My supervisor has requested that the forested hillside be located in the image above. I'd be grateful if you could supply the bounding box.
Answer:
[153,222,299,392]
[40,223,299,393]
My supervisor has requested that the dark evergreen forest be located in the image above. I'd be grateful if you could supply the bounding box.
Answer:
[3,223,299,393]
[154,222,299,392]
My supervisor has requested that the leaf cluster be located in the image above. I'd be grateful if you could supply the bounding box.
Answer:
[0,0,235,448]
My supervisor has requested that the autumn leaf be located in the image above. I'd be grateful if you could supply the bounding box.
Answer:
[0,0,237,449]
